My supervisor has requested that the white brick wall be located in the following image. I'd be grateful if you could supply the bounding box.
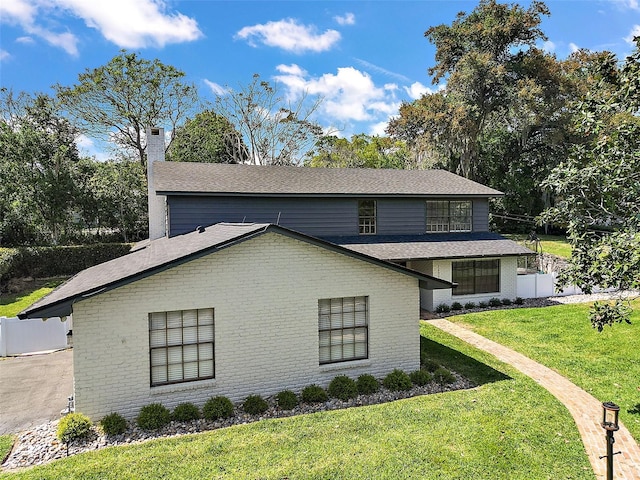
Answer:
[72,232,420,420]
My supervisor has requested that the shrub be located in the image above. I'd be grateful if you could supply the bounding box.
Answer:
[383,369,413,391]
[433,367,456,385]
[488,297,502,307]
[464,302,476,310]
[502,298,512,306]
[243,395,269,415]
[478,301,489,308]
[100,412,127,436]
[203,396,234,421]
[172,402,200,422]
[328,375,358,401]
[422,359,440,372]
[57,412,92,443]
[301,384,328,403]
[276,390,298,410]
[515,297,524,305]
[435,303,450,313]
[136,403,171,430]
[409,370,433,386]
[450,301,463,311]
[356,374,379,395]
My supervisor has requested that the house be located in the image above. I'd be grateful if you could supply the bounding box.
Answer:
[19,127,530,420]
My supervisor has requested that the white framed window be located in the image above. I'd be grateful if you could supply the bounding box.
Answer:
[426,200,472,232]
[318,296,368,364]
[149,308,215,387]
[358,200,376,235]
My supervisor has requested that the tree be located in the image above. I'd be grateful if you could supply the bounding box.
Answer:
[541,38,640,330]
[55,51,199,171]
[167,110,248,164]
[0,90,81,245]
[213,74,323,165]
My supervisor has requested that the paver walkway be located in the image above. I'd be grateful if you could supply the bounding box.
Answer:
[428,319,640,480]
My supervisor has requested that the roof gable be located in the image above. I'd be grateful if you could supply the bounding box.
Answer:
[153,163,503,197]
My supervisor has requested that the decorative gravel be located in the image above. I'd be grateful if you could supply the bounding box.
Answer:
[2,373,474,472]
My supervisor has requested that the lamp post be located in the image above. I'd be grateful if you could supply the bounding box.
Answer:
[600,401,620,480]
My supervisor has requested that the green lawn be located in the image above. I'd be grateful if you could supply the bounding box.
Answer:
[506,234,572,259]
[447,300,640,443]
[0,325,593,479]
[0,279,66,317]
[0,436,13,465]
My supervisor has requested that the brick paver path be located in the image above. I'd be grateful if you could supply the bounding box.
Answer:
[428,319,640,479]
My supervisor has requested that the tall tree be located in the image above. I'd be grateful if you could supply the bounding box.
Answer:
[306,134,413,169]
[541,38,640,330]
[167,110,248,164]
[213,74,323,165]
[55,51,199,171]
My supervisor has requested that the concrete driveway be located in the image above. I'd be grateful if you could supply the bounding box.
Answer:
[0,349,73,434]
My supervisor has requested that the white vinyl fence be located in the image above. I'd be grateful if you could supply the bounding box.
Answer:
[517,273,611,299]
[0,316,71,356]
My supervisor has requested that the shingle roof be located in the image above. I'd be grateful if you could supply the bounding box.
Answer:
[19,223,454,319]
[153,163,503,197]
[324,232,534,261]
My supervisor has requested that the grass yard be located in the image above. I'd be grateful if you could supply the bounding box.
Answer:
[506,234,572,259]
[447,300,640,443]
[0,436,13,465]
[0,325,593,479]
[0,278,66,318]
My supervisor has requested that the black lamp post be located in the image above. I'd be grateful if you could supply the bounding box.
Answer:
[600,401,621,480]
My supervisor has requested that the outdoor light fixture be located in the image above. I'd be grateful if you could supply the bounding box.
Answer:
[600,401,621,480]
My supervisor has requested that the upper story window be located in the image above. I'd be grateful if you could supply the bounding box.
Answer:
[358,200,376,235]
[426,200,472,233]
[149,308,215,387]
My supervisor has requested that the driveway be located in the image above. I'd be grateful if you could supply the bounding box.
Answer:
[0,349,73,435]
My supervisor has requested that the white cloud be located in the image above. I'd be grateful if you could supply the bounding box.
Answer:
[236,18,340,53]
[626,25,640,44]
[0,0,202,56]
[334,13,355,26]
[354,58,411,83]
[16,35,34,44]
[204,79,229,96]
[542,40,556,53]
[404,81,435,100]
[568,42,580,53]
[0,49,10,61]
[369,121,389,136]
[615,0,639,10]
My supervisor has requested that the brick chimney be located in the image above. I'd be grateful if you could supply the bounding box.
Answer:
[147,127,167,240]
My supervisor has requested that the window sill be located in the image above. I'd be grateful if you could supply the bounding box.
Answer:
[150,378,216,395]
[319,359,371,373]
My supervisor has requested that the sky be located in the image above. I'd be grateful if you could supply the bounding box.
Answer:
[1,0,639,160]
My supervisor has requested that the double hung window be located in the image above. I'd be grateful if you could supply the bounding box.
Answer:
[426,200,472,232]
[318,296,368,364]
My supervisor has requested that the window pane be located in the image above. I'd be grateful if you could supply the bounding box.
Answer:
[319,346,331,363]
[150,330,166,348]
[150,348,167,366]
[167,328,182,346]
[198,309,214,325]
[183,344,198,362]
[450,201,472,232]
[319,314,330,330]
[198,343,213,361]
[167,346,182,364]
[199,360,214,378]
[150,312,166,330]
[183,362,198,379]
[168,363,182,382]
[167,311,182,329]
[319,331,330,347]
[151,366,167,384]
[198,324,214,342]
[182,309,197,327]
[358,200,376,235]
[426,201,450,232]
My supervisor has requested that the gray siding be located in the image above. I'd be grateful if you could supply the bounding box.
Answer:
[168,195,491,237]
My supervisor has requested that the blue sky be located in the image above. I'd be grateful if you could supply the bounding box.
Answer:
[1,0,639,159]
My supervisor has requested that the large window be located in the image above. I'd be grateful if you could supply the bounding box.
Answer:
[358,200,376,235]
[319,296,368,364]
[452,260,500,296]
[426,200,472,232]
[149,308,215,386]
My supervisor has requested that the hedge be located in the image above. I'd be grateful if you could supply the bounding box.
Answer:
[0,244,131,285]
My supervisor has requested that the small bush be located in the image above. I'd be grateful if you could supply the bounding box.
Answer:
[488,297,502,307]
[136,403,171,430]
[100,412,127,436]
[383,369,413,391]
[435,303,450,313]
[57,412,92,443]
[501,298,512,306]
[464,302,476,310]
[450,301,463,311]
[422,359,440,372]
[301,384,328,403]
[276,390,298,410]
[409,369,432,386]
[515,297,524,305]
[356,374,379,395]
[433,367,456,385]
[203,396,234,421]
[328,375,359,401]
[478,301,489,308]
[243,395,269,415]
[172,402,200,422]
